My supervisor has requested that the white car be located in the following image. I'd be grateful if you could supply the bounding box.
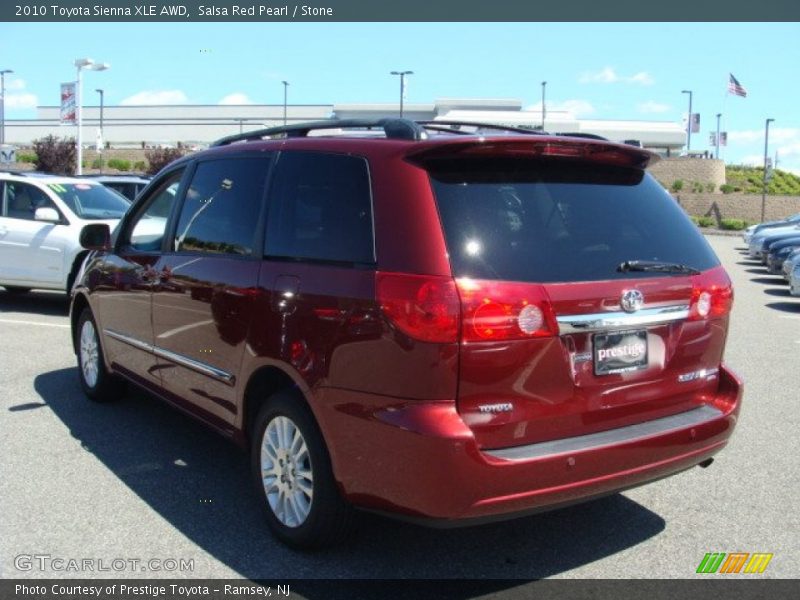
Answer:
[0,172,131,294]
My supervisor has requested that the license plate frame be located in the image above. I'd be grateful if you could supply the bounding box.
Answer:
[593,329,649,376]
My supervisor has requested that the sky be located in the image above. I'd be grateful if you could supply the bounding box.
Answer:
[1,22,799,172]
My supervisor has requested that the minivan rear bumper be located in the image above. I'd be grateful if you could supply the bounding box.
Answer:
[315,364,742,523]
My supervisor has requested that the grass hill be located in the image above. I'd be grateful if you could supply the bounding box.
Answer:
[725,165,800,195]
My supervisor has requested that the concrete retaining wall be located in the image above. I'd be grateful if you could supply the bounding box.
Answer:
[675,193,800,223]
[648,157,726,190]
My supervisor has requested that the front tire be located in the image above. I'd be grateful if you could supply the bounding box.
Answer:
[77,308,124,402]
[251,391,354,549]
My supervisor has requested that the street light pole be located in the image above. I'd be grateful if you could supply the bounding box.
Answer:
[715,113,721,159]
[0,69,12,146]
[74,58,109,175]
[541,81,546,130]
[281,81,289,126]
[95,88,104,151]
[761,118,775,222]
[681,90,693,152]
[390,70,413,118]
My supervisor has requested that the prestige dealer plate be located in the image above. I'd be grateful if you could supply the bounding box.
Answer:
[593,329,648,375]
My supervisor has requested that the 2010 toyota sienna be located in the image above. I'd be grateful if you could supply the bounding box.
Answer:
[70,119,742,549]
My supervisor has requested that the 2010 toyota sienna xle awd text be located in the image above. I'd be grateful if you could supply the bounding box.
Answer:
[70,119,742,549]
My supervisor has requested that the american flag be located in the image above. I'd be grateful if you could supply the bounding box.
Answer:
[728,73,747,98]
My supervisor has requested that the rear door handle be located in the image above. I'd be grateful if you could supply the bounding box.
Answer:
[273,275,300,314]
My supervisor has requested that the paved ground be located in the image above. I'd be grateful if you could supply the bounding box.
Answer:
[1,234,798,584]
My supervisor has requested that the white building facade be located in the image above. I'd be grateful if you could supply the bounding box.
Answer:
[5,98,687,153]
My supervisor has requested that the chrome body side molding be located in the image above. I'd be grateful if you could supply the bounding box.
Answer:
[104,329,235,386]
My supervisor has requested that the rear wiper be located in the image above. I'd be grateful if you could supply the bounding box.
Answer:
[617,260,701,275]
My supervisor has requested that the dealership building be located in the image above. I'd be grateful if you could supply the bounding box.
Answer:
[4,98,687,154]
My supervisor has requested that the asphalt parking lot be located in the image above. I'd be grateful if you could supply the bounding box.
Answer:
[1,234,798,582]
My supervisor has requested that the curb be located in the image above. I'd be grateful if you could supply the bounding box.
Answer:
[701,229,744,238]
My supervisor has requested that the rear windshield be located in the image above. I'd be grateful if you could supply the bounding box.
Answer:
[428,158,719,283]
[46,182,130,220]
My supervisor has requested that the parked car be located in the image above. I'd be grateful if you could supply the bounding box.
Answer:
[781,248,800,281]
[0,171,131,294]
[81,174,151,202]
[749,224,800,261]
[790,263,800,296]
[765,237,800,274]
[743,212,800,244]
[70,119,742,549]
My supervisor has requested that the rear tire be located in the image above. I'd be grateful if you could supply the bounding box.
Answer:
[77,308,125,402]
[251,390,355,549]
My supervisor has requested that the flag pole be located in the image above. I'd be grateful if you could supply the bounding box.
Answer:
[721,74,729,162]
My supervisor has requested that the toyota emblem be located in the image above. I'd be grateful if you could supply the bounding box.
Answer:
[621,289,644,313]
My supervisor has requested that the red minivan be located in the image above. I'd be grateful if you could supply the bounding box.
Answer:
[70,119,742,548]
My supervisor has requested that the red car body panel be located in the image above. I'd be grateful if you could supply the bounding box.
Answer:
[312,365,741,521]
[72,130,742,525]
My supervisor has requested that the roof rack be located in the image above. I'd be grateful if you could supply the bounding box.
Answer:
[211,118,428,147]
[555,132,610,141]
[418,120,545,136]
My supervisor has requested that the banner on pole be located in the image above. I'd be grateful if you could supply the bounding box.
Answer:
[60,82,77,124]
[690,113,700,134]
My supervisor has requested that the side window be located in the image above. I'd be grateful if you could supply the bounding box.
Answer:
[4,181,59,221]
[127,169,185,252]
[174,157,269,256]
[265,152,374,264]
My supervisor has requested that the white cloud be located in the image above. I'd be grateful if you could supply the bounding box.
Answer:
[579,67,654,85]
[776,142,800,157]
[219,93,254,105]
[5,78,27,91]
[628,72,654,85]
[724,129,800,175]
[555,99,596,116]
[2,78,38,109]
[579,67,618,84]
[4,93,37,109]
[526,99,596,117]
[738,154,765,167]
[120,90,188,105]
[637,101,671,114]
[728,127,800,145]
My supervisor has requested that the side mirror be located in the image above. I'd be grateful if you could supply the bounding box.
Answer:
[34,207,61,223]
[79,223,111,251]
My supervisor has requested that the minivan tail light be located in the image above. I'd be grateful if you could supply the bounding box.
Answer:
[456,278,559,341]
[689,266,733,320]
[376,272,460,343]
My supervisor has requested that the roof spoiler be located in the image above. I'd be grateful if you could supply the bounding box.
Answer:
[405,137,658,169]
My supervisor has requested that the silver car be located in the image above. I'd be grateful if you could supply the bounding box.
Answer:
[782,248,800,281]
[749,224,800,259]
[744,213,800,244]
[790,263,800,297]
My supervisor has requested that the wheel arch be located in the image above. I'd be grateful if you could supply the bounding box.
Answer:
[66,249,90,293]
[70,292,91,355]
[241,365,313,447]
